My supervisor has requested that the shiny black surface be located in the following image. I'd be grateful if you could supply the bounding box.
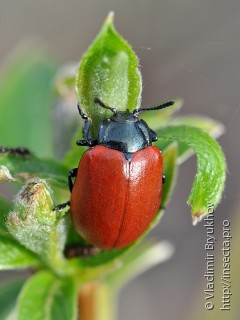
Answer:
[98,111,153,153]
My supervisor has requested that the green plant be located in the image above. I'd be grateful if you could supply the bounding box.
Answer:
[0,13,226,320]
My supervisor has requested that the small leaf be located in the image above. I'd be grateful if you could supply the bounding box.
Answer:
[156,116,224,164]
[0,278,25,320]
[0,235,39,270]
[0,149,68,187]
[17,271,77,320]
[0,48,57,158]
[156,125,226,223]
[76,12,142,135]
[7,178,67,270]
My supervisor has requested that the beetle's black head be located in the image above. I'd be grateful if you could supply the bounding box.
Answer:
[111,110,137,123]
[94,98,174,156]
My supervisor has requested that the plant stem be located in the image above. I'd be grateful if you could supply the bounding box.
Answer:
[78,282,116,320]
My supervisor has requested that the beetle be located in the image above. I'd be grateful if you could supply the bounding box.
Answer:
[55,98,174,249]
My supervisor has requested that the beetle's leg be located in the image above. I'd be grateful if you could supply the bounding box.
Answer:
[77,104,91,141]
[82,118,92,140]
[68,168,78,192]
[77,118,97,146]
[77,103,88,121]
[53,168,78,211]
[53,201,70,211]
[150,128,158,142]
[76,104,98,147]
[76,138,98,147]
[162,174,166,184]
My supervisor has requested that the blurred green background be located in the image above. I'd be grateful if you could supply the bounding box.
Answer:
[0,1,239,319]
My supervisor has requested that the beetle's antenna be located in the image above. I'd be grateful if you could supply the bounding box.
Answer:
[77,104,88,120]
[133,100,175,115]
[94,98,117,114]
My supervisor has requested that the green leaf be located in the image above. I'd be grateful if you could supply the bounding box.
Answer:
[17,271,77,320]
[0,48,57,158]
[161,143,178,207]
[7,179,67,271]
[144,143,178,233]
[156,125,226,223]
[0,235,39,270]
[156,116,224,164]
[0,150,68,187]
[76,12,142,135]
[0,197,11,235]
[0,278,25,320]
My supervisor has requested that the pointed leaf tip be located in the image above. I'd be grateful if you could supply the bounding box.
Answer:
[192,212,205,226]
[106,11,115,24]
[76,13,142,135]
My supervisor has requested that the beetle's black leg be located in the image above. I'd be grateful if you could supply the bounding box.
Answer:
[76,138,98,147]
[53,201,70,211]
[162,174,166,184]
[53,168,78,211]
[77,103,88,121]
[150,128,158,142]
[77,104,91,141]
[68,168,78,192]
[76,104,98,147]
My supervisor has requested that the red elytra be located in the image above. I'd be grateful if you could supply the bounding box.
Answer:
[70,145,163,249]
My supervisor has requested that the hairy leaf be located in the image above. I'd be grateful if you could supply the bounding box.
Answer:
[156,116,224,164]
[76,12,142,135]
[156,125,226,223]
[7,179,67,270]
[0,150,68,187]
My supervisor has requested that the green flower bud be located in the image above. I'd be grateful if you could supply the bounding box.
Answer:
[7,178,66,270]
